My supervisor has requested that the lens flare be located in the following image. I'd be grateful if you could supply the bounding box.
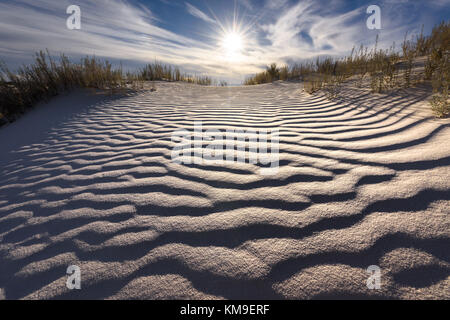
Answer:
[221,31,244,61]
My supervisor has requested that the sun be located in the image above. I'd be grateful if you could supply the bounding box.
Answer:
[221,31,244,61]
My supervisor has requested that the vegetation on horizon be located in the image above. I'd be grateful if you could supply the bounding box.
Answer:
[244,21,449,118]
[0,52,227,125]
[139,62,224,86]
[0,51,132,123]
[243,63,289,85]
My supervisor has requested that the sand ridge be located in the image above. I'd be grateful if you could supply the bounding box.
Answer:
[0,82,449,299]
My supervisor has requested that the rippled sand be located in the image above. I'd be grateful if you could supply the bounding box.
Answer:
[0,82,449,299]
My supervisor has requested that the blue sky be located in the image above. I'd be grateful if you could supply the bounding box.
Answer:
[0,0,449,83]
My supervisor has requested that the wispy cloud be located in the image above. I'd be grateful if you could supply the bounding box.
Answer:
[0,0,446,83]
[239,0,254,11]
[185,2,216,24]
[0,1,218,70]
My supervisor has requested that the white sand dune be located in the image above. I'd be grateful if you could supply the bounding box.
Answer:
[0,82,449,300]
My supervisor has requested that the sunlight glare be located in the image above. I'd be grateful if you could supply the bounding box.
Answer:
[222,31,244,61]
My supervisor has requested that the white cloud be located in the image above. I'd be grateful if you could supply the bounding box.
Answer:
[185,2,216,24]
[265,0,289,10]
[239,0,254,11]
[0,0,442,84]
[0,1,229,74]
[257,0,366,61]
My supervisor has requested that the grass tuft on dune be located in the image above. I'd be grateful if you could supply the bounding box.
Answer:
[0,52,227,125]
[0,51,135,123]
[244,21,449,118]
[139,62,221,86]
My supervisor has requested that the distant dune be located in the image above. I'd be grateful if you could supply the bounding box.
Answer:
[0,82,449,299]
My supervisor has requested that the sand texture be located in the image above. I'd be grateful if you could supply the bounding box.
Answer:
[0,82,449,299]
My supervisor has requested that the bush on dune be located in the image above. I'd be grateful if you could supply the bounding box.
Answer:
[0,52,227,125]
[139,62,214,86]
[429,47,449,118]
[426,23,449,118]
[244,21,450,117]
[244,63,288,85]
[0,51,140,122]
[431,86,449,118]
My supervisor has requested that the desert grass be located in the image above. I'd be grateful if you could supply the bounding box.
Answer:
[243,63,288,85]
[430,86,449,118]
[426,23,450,118]
[0,52,228,125]
[244,21,449,117]
[0,51,139,122]
[139,62,218,86]
[429,47,449,118]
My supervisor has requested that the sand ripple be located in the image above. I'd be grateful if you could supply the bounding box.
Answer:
[0,82,449,299]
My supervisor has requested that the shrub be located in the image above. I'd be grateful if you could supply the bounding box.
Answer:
[431,86,449,118]
[244,21,448,86]
[0,51,136,120]
[139,62,215,86]
[323,75,343,99]
[304,74,325,94]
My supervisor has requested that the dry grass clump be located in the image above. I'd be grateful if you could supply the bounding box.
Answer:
[140,62,179,81]
[304,74,324,94]
[0,50,139,122]
[324,75,346,100]
[428,46,449,118]
[370,40,401,93]
[430,86,449,118]
[244,21,449,117]
[0,53,227,125]
[243,63,289,85]
[425,22,449,118]
[139,62,214,86]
